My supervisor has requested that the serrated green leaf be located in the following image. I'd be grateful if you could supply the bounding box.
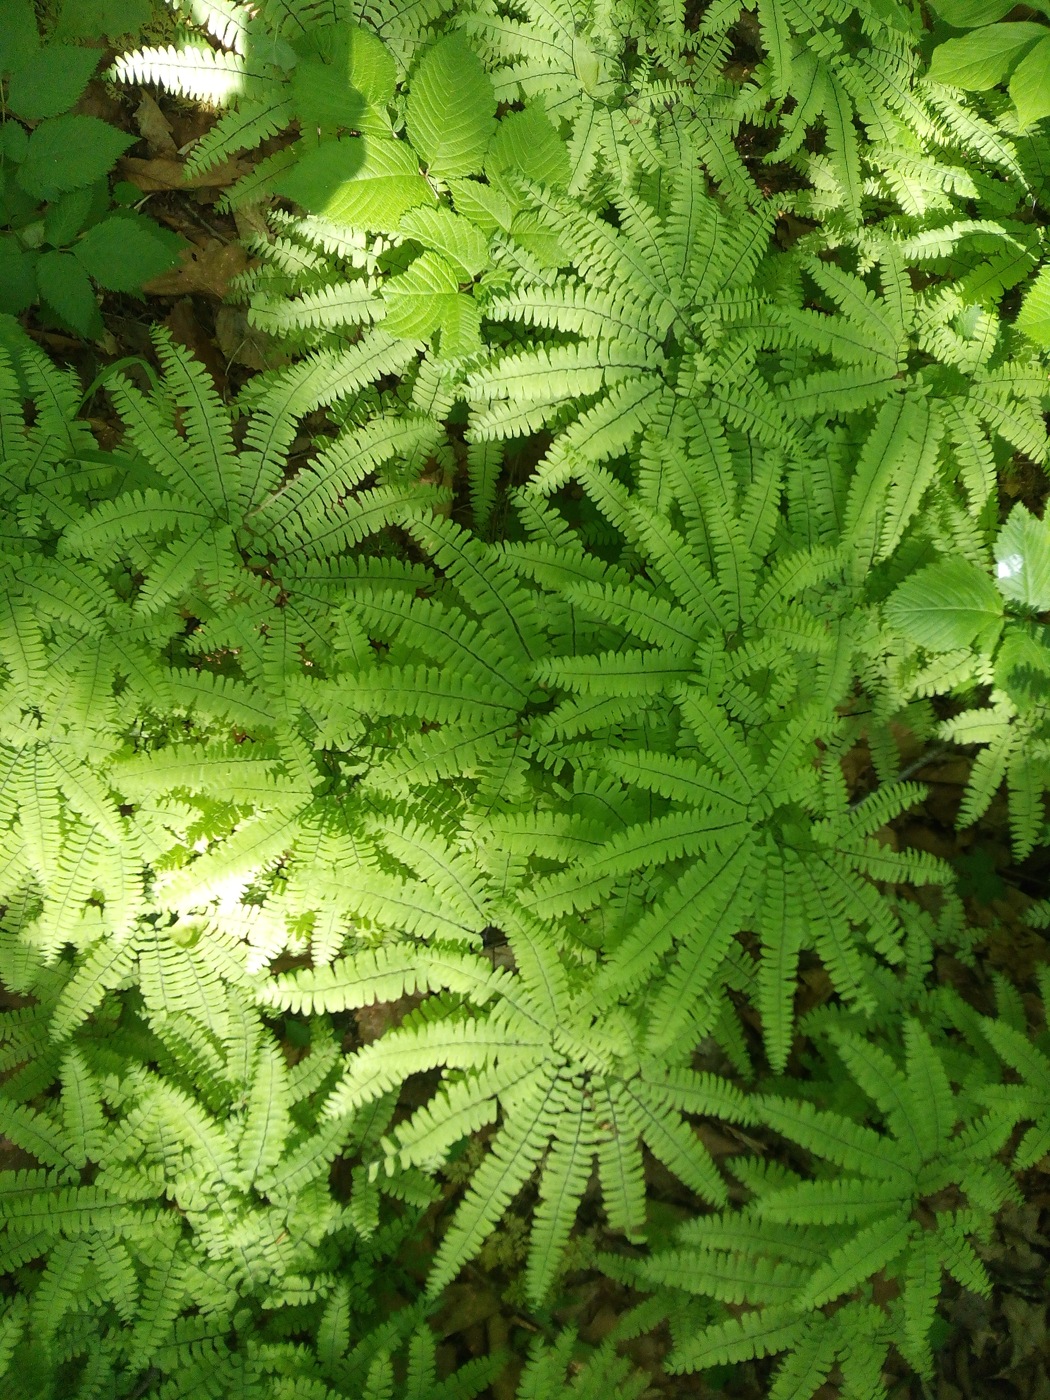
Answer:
[397,206,489,278]
[1016,263,1050,347]
[487,102,570,189]
[289,62,367,131]
[36,249,101,336]
[54,0,151,37]
[1,123,29,164]
[1009,33,1050,127]
[111,180,141,206]
[406,35,496,179]
[929,23,1044,89]
[382,251,481,358]
[72,214,180,291]
[994,504,1050,610]
[18,115,133,199]
[0,239,37,315]
[930,0,1020,24]
[885,558,1004,651]
[291,21,395,108]
[447,177,516,234]
[0,0,38,73]
[43,183,109,247]
[287,21,398,135]
[6,45,99,120]
[276,136,433,232]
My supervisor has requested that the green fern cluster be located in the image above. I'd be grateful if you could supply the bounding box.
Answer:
[0,0,1048,1395]
[608,970,1050,1395]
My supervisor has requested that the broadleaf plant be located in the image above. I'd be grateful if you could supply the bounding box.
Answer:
[0,0,181,337]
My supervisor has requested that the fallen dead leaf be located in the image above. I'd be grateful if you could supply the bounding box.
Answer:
[839,741,871,793]
[0,1135,39,1170]
[693,1122,743,1158]
[872,824,900,851]
[119,155,250,192]
[142,238,248,299]
[796,965,834,1016]
[232,204,273,244]
[997,1293,1048,1371]
[948,1288,996,1362]
[918,758,973,788]
[215,304,288,371]
[353,993,423,1046]
[164,298,228,389]
[134,92,177,155]
[73,78,123,126]
[433,1282,501,1338]
[167,107,217,152]
[898,822,959,860]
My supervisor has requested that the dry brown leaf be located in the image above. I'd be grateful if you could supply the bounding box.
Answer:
[839,741,871,793]
[433,1282,500,1338]
[73,78,122,126]
[693,1122,742,1158]
[998,1293,1048,1372]
[164,298,228,390]
[134,92,177,155]
[142,239,248,298]
[353,994,422,1046]
[119,155,250,192]
[232,204,273,243]
[215,304,287,371]
[0,1135,40,1171]
[898,822,958,860]
[164,105,217,151]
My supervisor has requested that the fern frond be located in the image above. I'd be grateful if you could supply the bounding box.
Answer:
[797,1214,914,1309]
[110,45,249,104]
[754,1095,914,1184]
[667,1305,808,1372]
[261,943,507,1016]
[424,1064,558,1297]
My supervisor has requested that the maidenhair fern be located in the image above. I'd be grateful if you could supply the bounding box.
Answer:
[262,917,756,1303]
[1,0,1049,1394]
[614,1002,1038,1395]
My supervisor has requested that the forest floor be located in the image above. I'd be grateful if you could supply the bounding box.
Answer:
[14,44,1050,1400]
